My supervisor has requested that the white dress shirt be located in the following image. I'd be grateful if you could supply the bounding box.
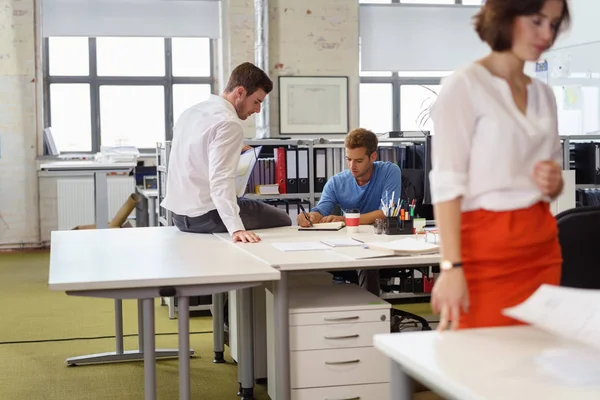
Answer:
[429,63,562,212]
[161,95,245,235]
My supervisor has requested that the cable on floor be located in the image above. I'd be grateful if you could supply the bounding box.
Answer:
[0,330,213,346]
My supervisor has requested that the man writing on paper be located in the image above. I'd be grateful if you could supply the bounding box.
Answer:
[162,62,291,243]
[297,128,402,295]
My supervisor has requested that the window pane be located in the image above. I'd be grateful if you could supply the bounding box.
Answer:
[100,86,165,148]
[461,0,484,4]
[400,85,441,132]
[360,83,393,134]
[97,37,165,77]
[359,0,391,3]
[48,37,89,76]
[173,84,212,124]
[172,38,211,77]
[49,84,92,152]
[397,71,452,77]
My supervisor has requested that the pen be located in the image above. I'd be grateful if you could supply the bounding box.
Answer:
[298,204,313,227]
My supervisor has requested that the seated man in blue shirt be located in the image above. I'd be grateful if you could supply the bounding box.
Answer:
[297,128,401,296]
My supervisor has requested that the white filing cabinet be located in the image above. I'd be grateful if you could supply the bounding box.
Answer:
[266,280,391,400]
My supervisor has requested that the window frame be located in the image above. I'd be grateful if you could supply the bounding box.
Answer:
[359,0,472,130]
[43,37,216,153]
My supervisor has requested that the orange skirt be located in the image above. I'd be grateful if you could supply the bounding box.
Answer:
[459,202,562,329]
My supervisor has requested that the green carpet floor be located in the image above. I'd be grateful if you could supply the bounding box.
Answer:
[0,250,435,400]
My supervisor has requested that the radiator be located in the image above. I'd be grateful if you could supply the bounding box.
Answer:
[57,176,136,230]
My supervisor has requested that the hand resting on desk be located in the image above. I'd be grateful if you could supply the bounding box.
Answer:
[232,230,261,243]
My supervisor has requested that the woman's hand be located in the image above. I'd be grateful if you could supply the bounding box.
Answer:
[431,269,469,331]
[533,160,562,198]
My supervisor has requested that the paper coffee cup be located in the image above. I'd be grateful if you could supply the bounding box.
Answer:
[346,212,360,234]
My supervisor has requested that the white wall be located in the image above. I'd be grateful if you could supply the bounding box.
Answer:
[553,0,600,50]
[0,0,39,247]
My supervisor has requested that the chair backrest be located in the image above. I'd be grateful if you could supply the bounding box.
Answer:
[555,206,600,289]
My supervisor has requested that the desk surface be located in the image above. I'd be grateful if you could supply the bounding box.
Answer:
[49,227,280,291]
[214,226,440,271]
[374,326,600,400]
[40,160,136,171]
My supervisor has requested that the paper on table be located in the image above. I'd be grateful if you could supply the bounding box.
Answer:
[272,242,332,252]
[298,222,345,231]
[536,348,600,386]
[320,237,363,247]
[503,284,600,351]
[365,237,440,255]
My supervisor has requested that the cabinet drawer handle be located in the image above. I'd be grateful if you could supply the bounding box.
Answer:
[324,397,361,400]
[325,359,360,365]
[323,316,359,321]
[323,334,360,340]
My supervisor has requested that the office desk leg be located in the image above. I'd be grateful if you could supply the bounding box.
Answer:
[212,293,226,363]
[65,300,194,366]
[239,288,255,399]
[274,272,291,400]
[178,296,191,400]
[143,298,157,400]
[390,360,412,400]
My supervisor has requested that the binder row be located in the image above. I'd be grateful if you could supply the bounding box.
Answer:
[577,189,600,206]
[571,142,600,184]
[245,144,429,196]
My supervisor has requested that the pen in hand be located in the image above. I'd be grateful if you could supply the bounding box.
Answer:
[299,204,313,227]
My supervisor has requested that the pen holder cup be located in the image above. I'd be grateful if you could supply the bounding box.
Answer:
[384,217,414,235]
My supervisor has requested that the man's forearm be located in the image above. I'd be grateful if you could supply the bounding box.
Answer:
[310,211,323,221]
[359,209,385,225]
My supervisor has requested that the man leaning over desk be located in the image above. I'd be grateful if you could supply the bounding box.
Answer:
[297,128,401,295]
[161,62,291,243]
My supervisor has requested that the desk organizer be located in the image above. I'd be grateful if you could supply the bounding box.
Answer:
[383,216,414,235]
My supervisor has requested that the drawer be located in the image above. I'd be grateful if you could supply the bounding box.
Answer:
[290,309,390,326]
[292,383,389,400]
[290,321,389,351]
[291,346,389,389]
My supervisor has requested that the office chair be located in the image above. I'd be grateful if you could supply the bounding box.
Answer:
[556,206,600,289]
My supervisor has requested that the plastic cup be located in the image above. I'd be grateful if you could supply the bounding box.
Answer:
[346,212,360,234]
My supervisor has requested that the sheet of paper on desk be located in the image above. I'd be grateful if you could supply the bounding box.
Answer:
[365,237,440,255]
[272,242,332,252]
[320,237,363,247]
[536,348,600,386]
[503,284,600,351]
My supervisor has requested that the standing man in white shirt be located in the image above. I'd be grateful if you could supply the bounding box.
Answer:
[161,62,291,243]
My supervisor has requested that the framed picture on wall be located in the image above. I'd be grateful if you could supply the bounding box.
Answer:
[278,76,349,135]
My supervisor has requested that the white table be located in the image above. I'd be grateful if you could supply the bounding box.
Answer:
[49,226,280,400]
[215,226,440,400]
[41,160,138,365]
[374,326,600,400]
[137,187,159,227]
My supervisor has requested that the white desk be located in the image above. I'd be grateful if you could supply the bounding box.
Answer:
[49,226,280,400]
[374,326,600,400]
[215,226,440,400]
[41,160,137,365]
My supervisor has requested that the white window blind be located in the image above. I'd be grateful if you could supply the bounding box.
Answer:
[42,0,221,38]
[359,4,488,71]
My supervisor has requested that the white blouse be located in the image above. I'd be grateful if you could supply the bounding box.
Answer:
[429,63,562,212]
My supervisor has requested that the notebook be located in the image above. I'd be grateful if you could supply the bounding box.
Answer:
[298,222,345,231]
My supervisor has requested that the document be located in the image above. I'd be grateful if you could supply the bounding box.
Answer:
[320,237,363,247]
[365,237,440,255]
[503,284,600,351]
[236,146,262,197]
[272,242,332,252]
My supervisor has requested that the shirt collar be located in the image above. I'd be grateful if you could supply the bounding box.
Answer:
[208,94,239,118]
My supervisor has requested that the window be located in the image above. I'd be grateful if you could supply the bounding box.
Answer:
[400,85,441,132]
[360,84,393,133]
[43,37,214,152]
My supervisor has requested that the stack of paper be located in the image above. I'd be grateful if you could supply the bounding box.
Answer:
[365,237,440,255]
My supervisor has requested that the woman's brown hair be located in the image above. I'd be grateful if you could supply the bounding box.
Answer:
[474,0,571,52]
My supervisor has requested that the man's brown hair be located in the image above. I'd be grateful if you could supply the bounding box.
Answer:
[345,128,378,156]
[224,62,273,96]
[474,0,570,52]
